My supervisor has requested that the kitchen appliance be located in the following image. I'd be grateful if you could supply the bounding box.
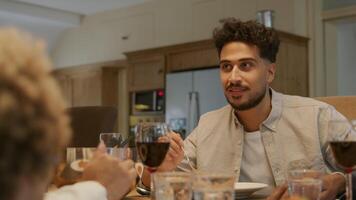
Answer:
[165,68,227,138]
[131,89,165,115]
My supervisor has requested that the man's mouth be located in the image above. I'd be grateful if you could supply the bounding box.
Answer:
[226,87,248,96]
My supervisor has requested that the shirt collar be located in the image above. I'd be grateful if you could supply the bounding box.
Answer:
[262,89,283,132]
[232,88,283,132]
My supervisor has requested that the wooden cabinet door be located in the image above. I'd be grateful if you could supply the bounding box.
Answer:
[167,47,218,72]
[271,32,309,96]
[271,41,288,93]
[101,67,119,107]
[128,55,165,91]
[53,73,73,106]
[71,70,102,106]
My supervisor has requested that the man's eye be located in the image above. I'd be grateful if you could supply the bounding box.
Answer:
[220,63,233,71]
[239,62,253,70]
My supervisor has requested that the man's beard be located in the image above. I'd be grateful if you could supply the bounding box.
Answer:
[225,86,267,111]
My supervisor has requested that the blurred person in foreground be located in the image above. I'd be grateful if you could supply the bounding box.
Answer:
[0,28,136,200]
[143,18,356,200]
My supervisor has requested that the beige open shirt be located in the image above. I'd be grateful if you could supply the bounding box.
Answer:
[178,89,356,186]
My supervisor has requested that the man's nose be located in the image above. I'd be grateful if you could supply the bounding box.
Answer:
[228,66,242,83]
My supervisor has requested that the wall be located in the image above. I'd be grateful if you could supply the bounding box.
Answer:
[337,22,356,95]
[323,0,356,10]
[324,21,338,96]
[51,0,308,68]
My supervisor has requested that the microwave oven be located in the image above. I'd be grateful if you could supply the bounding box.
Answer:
[131,89,165,115]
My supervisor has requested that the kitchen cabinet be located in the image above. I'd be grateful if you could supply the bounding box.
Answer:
[55,73,73,106]
[271,31,309,96]
[71,68,102,106]
[53,61,132,138]
[166,40,219,72]
[53,64,121,107]
[125,54,165,92]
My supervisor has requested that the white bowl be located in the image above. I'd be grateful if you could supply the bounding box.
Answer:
[234,182,268,199]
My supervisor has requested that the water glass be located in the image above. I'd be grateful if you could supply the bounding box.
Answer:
[193,172,235,200]
[153,172,192,200]
[59,147,96,181]
[99,132,130,160]
[288,169,323,200]
[66,147,96,164]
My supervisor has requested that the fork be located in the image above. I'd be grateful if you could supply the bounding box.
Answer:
[181,147,196,172]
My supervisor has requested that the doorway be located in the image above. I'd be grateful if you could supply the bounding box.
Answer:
[324,11,356,95]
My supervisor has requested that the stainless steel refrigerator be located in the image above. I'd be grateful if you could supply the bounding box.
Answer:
[165,68,227,138]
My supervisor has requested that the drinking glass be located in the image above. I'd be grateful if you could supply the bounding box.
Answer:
[153,172,193,200]
[99,132,130,160]
[328,119,356,200]
[57,147,96,184]
[135,122,171,196]
[288,169,323,200]
[193,172,235,200]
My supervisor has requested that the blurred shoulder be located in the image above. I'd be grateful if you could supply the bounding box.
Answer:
[280,93,329,109]
[199,105,232,122]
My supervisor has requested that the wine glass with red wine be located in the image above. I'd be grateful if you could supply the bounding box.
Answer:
[135,122,170,172]
[135,122,170,196]
[329,119,356,200]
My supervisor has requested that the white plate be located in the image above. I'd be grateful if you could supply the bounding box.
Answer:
[70,159,89,172]
[234,182,268,199]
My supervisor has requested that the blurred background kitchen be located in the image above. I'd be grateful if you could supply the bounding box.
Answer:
[1,0,355,144]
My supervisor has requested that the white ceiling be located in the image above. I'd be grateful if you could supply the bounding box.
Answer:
[13,0,151,15]
[0,0,151,54]
[0,10,70,53]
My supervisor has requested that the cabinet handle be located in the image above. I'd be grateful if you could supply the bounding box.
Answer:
[158,69,164,74]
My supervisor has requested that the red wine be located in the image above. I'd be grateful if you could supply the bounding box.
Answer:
[330,141,356,169]
[136,142,170,170]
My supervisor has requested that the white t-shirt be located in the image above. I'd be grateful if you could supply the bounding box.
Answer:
[44,181,107,200]
[239,131,274,188]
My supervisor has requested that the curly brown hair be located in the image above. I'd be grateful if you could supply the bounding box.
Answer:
[0,29,71,199]
[213,18,280,63]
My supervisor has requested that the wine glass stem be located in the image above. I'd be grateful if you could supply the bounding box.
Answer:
[150,172,155,200]
[346,172,353,200]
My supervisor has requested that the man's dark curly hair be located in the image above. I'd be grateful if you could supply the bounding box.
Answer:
[213,18,280,63]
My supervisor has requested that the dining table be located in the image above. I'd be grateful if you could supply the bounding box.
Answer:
[123,189,267,200]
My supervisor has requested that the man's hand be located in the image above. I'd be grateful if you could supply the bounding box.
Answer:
[267,184,316,200]
[82,143,137,200]
[267,184,288,200]
[267,173,346,200]
[141,132,184,187]
[320,173,345,200]
[157,132,184,172]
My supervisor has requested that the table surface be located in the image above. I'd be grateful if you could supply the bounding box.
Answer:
[123,190,267,200]
[124,190,150,200]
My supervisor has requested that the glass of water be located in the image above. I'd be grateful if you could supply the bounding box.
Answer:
[288,169,323,200]
[193,172,235,200]
[99,132,130,160]
[153,172,193,200]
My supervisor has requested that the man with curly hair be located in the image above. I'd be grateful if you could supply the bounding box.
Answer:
[0,28,136,200]
[155,18,356,200]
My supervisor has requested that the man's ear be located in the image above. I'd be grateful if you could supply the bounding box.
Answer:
[267,63,276,84]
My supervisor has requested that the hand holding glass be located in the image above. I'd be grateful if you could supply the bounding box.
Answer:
[135,122,170,172]
[135,122,170,197]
